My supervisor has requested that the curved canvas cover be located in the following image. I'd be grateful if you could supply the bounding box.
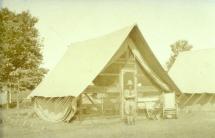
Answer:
[29,26,133,98]
[34,97,77,122]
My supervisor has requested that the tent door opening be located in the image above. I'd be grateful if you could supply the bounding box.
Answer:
[120,69,137,119]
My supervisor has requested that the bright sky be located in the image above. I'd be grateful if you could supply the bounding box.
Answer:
[2,0,215,69]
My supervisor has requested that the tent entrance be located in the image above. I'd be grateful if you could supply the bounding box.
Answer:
[120,68,137,119]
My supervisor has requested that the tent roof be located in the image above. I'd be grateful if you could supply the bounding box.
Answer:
[29,25,180,98]
[169,49,215,93]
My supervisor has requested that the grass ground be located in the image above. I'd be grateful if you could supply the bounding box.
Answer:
[1,108,215,138]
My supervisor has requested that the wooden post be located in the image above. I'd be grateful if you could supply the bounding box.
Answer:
[120,70,124,119]
[6,90,9,109]
[16,82,20,109]
[101,92,104,115]
[134,60,137,117]
[5,84,8,109]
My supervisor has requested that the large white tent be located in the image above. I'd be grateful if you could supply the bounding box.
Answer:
[29,25,180,122]
[169,49,215,110]
[169,49,215,93]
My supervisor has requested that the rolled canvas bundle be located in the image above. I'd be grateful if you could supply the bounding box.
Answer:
[33,97,77,122]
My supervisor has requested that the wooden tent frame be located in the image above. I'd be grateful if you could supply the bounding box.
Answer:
[120,68,137,119]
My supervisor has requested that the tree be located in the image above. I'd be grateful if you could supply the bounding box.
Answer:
[0,8,48,107]
[166,40,193,71]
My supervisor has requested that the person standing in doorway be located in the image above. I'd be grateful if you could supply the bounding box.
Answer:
[124,80,136,125]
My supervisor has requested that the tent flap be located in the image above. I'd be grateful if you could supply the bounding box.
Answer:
[128,39,170,91]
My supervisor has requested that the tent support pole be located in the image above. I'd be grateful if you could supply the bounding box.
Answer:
[182,94,195,106]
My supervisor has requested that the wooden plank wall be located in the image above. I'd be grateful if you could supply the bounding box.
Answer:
[79,48,162,117]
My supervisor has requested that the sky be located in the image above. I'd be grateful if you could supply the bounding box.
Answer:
[2,0,215,69]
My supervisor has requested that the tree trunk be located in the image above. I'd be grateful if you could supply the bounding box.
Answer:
[6,91,10,109]
[16,92,19,109]
[6,84,12,109]
[16,84,19,109]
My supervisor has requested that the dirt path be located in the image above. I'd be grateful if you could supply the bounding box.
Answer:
[1,109,215,138]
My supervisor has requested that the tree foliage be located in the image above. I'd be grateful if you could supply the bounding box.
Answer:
[0,8,48,92]
[166,40,193,71]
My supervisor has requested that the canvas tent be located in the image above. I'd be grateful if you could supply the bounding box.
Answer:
[169,49,215,111]
[29,25,180,122]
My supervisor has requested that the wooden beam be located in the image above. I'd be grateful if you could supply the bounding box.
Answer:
[84,86,107,93]
[182,94,195,106]
[113,61,135,65]
[99,73,119,76]
[193,94,205,105]
[84,93,100,109]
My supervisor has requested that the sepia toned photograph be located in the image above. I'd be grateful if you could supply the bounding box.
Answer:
[0,0,215,138]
